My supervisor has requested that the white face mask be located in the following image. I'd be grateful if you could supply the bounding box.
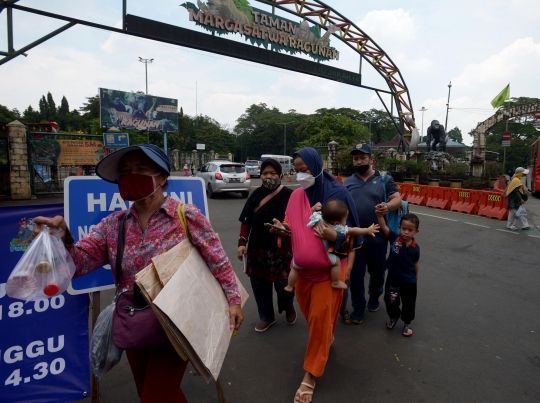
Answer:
[297,169,323,189]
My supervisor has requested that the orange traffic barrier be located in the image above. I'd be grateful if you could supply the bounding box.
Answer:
[477,191,508,220]
[450,189,480,214]
[396,183,411,201]
[426,187,452,210]
[407,184,427,206]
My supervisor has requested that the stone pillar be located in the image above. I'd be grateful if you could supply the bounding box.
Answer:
[7,120,32,200]
[327,140,339,176]
[227,152,232,162]
[172,149,179,171]
[192,150,198,168]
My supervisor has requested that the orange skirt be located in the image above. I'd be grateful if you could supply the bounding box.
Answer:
[295,258,346,377]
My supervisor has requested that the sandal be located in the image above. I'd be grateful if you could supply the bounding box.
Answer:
[403,324,413,337]
[340,309,352,325]
[386,318,398,330]
[294,381,315,402]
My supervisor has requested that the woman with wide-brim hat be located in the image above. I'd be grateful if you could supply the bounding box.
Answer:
[33,144,244,402]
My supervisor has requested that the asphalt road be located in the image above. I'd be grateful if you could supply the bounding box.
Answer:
[79,178,540,402]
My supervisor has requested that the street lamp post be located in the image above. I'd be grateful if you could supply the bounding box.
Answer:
[138,57,153,144]
[445,81,452,131]
[282,121,294,155]
[419,106,427,137]
[138,57,153,95]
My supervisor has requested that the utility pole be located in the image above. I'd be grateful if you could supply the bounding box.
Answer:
[419,107,427,137]
[445,81,452,131]
[282,122,295,155]
[139,57,153,144]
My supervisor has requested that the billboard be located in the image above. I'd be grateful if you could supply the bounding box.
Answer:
[29,138,107,166]
[0,204,90,403]
[99,88,179,133]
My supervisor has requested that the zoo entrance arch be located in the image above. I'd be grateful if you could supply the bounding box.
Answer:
[471,101,540,176]
[1,0,416,148]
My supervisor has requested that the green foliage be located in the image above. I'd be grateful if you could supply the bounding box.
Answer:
[232,0,253,21]
[484,161,503,178]
[447,127,463,143]
[443,162,470,177]
[313,107,399,145]
[296,112,369,148]
[234,103,306,160]
[0,104,17,122]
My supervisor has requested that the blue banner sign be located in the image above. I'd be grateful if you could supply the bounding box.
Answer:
[0,204,90,403]
[64,176,208,294]
[103,133,129,149]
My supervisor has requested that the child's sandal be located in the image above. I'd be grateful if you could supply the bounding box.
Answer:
[403,324,413,337]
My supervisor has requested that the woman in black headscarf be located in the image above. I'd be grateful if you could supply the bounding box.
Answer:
[237,158,296,332]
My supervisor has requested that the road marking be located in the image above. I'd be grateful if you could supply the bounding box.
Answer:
[415,212,457,222]
[464,222,490,228]
[496,229,519,235]
[528,235,540,238]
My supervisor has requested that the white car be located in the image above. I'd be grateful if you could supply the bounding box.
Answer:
[245,160,261,178]
[197,161,251,198]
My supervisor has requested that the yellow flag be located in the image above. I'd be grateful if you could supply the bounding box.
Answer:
[491,84,510,108]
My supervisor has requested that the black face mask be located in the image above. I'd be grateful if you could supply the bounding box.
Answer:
[354,164,370,175]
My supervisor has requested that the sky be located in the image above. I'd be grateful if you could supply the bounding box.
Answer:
[0,0,539,145]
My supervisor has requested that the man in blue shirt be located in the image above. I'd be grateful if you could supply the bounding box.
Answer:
[342,143,402,324]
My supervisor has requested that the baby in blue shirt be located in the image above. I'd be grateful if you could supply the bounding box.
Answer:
[285,199,379,292]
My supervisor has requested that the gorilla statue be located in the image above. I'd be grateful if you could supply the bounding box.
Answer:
[426,120,447,152]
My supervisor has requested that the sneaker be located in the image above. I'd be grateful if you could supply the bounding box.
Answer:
[521,227,533,231]
[507,226,518,231]
[255,319,276,333]
[350,318,363,325]
[367,301,380,312]
[285,306,297,325]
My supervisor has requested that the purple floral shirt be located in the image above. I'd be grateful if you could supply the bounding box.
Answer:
[66,197,241,306]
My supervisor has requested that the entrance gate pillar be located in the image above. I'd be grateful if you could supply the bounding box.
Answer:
[7,120,32,200]
[327,140,339,176]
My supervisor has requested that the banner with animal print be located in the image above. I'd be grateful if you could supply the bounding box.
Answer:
[99,88,179,133]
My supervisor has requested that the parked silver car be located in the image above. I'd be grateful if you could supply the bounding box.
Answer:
[245,160,262,178]
[197,161,251,198]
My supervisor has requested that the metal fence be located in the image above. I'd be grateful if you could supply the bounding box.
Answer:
[28,132,104,195]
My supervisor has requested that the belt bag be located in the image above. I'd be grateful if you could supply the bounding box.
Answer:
[113,289,169,350]
[112,212,169,350]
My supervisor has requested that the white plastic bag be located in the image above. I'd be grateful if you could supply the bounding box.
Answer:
[516,205,527,217]
[6,225,76,301]
[90,302,123,378]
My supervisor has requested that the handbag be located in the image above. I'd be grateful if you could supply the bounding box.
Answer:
[112,212,170,350]
[381,171,409,236]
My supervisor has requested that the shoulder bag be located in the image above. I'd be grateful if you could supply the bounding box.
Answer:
[112,212,170,350]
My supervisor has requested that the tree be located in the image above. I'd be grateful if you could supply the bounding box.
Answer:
[447,127,463,143]
[46,92,56,121]
[0,104,17,122]
[38,96,47,120]
[296,112,369,147]
[57,96,70,131]
[23,105,41,123]
[234,103,306,160]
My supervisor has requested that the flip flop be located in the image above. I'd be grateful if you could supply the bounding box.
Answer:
[403,324,413,337]
[294,381,316,403]
[386,318,398,330]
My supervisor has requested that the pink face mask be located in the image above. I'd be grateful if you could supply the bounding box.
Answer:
[118,173,162,202]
